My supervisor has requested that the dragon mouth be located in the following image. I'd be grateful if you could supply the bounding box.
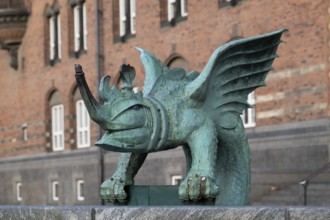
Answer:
[95,127,150,152]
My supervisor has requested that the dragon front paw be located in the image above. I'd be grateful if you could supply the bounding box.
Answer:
[100,177,131,203]
[178,172,219,201]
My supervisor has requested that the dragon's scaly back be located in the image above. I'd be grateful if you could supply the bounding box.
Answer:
[136,48,169,96]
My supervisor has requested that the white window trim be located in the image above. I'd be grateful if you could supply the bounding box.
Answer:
[16,182,22,201]
[22,123,28,141]
[130,0,136,34]
[77,179,85,201]
[242,92,256,128]
[82,2,88,50]
[167,0,176,21]
[171,175,182,185]
[73,5,81,52]
[74,3,88,51]
[57,14,62,59]
[49,14,61,60]
[119,0,126,37]
[52,104,65,151]
[76,100,90,148]
[23,127,28,141]
[119,0,136,36]
[180,0,188,17]
[52,181,59,201]
[49,16,55,60]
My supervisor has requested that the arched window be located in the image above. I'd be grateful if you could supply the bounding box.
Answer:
[49,90,64,151]
[72,87,90,148]
[166,55,189,71]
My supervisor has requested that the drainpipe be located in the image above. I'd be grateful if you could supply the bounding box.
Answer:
[94,0,105,205]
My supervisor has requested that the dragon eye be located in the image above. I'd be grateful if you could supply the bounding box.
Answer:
[130,105,142,110]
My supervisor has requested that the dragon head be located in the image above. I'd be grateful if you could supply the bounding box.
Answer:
[75,64,152,152]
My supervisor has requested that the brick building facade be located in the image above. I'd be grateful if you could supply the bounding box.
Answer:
[0,0,329,205]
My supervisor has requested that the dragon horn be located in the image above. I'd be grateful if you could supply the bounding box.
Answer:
[74,64,104,123]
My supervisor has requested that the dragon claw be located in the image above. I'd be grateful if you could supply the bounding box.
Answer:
[101,177,128,203]
[179,172,219,201]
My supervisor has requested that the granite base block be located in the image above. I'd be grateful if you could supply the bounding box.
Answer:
[0,206,330,220]
[0,206,92,220]
[95,206,286,220]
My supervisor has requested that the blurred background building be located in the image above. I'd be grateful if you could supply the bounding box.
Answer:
[0,0,329,205]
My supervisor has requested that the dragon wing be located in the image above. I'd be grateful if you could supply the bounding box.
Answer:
[185,29,287,129]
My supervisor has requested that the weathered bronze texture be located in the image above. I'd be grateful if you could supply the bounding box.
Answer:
[75,29,286,205]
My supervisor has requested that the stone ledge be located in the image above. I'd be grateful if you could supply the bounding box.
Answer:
[0,206,330,220]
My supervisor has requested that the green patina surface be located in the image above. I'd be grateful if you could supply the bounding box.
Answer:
[74,29,286,206]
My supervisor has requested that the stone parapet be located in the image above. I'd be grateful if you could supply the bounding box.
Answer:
[0,206,330,220]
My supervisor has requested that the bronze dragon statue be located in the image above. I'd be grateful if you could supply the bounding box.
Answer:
[74,29,286,205]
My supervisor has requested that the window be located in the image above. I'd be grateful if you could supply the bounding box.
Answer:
[52,104,64,151]
[22,123,28,141]
[52,181,59,201]
[166,55,189,71]
[45,1,61,65]
[16,182,22,201]
[48,90,64,151]
[72,1,87,56]
[167,0,176,21]
[118,0,136,40]
[242,92,256,128]
[161,0,187,27]
[77,179,85,201]
[171,175,182,185]
[219,0,244,8]
[180,0,188,17]
[168,0,187,21]
[49,14,61,64]
[76,100,90,148]
[113,0,137,42]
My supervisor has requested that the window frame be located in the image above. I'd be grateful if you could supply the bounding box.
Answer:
[22,123,28,141]
[76,179,85,201]
[72,1,88,57]
[171,175,182,185]
[242,92,256,128]
[167,0,176,22]
[52,104,65,151]
[180,0,188,17]
[52,181,59,201]
[16,182,22,202]
[48,12,61,65]
[165,0,188,26]
[168,0,188,21]
[76,100,90,148]
[129,0,136,35]
[118,0,136,41]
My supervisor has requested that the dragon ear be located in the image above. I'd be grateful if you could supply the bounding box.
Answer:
[136,47,168,95]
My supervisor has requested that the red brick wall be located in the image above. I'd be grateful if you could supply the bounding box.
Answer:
[0,0,329,157]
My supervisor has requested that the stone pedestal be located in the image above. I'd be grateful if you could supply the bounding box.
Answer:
[1,206,330,220]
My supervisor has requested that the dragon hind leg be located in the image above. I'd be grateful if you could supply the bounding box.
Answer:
[215,120,250,205]
[178,116,220,201]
